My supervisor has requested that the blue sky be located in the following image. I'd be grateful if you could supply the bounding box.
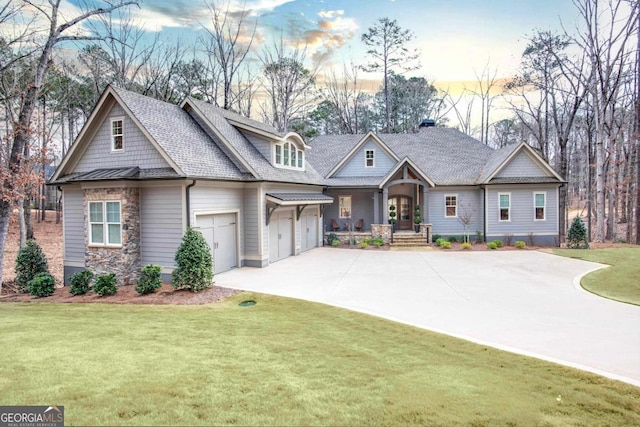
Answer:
[104,0,582,84]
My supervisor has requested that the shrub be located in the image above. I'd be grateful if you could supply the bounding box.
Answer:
[28,272,56,297]
[331,239,341,246]
[172,228,213,292]
[327,233,339,246]
[93,273,117,296]
[361,237,372,245]
[492,240,504,248]
[475,231,484,244]
[136,264,162,295]
[440,241,452,249]
[567,216,589,249]
[435,237,447,247]
[359,241,369,249]
[503,233,514,246]
[461,242,472,250]
[15,240,49,292]
[487,241,498,250]
[372,238,385,247]
[515,240,526,249]
[448,236,458,243]
[69,270,94,296]
[432,234,442,242]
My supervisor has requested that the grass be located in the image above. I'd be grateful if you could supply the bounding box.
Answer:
[1,294,639,426]
[554,247,640,305]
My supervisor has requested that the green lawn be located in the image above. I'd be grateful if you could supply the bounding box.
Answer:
[1,295,639,426]
[554,247,640,305]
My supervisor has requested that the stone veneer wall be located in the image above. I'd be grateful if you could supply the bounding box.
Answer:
[84,187,141,286]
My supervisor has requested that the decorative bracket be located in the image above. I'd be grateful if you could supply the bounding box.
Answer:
[296,204,307,220]
[266,202,278,225]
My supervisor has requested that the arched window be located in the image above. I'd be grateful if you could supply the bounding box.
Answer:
[274,140,305,170]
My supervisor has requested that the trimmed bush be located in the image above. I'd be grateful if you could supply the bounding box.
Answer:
[136,264,162,295]
[327,233,339,246]
[435,237,447,247]
[69,270,94,296]
[567,216,589,249]
[515,240,526,249]
[28,272,56,297]
[172,228,213,292]
[461,242,472,250]
[492,240,504,248]
[359,241,369,249]
[15,240,49,292]
[93,273,117,296]
[331,239,341,247]
[487,241,498,250]
[372,238,384,247]
[440,241,452,249]
[432,234,442,242]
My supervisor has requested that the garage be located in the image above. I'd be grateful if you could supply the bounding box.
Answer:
[269,210,293,263]
[300,209,319,252]
[195,213,238,274]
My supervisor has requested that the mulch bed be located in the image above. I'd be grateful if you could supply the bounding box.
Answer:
[0,282,239,305]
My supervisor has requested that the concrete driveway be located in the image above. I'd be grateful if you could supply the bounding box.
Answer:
[217,248,640,387]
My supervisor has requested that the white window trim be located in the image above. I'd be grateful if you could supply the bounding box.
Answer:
[339,195,352,219]
[111,117,124,152]
[88,201,122,247]
[444,194,458,218]
[498,192,511,222]
[534,191,546,221]
[365,149,375,168]
[273,141,305,171]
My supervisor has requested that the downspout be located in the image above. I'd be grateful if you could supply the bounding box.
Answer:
[482,185,487,242]
[186,180,196,228]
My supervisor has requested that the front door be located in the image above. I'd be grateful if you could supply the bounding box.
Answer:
[388,196,413,230]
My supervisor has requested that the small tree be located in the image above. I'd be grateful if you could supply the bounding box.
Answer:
[136,264,162,295]
[567,216,589,249]
[15,240,49,292]
[172,228,213,292]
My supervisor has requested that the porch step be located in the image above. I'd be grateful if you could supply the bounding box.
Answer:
[389,233,431,247]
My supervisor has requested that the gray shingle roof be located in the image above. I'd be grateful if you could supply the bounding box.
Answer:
[487,176,563,184]
[112,86,252,181]
[184,97,325,185]
[477,143,521,183]
[266,193,334,203]
[308,129,496,186]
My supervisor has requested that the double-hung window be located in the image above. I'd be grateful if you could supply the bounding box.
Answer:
[445,195,457,217]
[111,118,124,151]
[365,149,375,167]
[534,192,546,220]
[89,201,122,246]
[499,193,511,221]
[339,196,352,219]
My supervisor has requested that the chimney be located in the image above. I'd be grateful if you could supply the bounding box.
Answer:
[419,119,435,128]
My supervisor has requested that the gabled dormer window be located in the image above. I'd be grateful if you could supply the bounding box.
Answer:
[274,140,305,170]
[365,149,375,167]
[111,117,124,151]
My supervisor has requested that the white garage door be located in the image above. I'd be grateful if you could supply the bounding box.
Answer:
[301,210,318,252]
[195,213,237,274]
[269,210,293,263]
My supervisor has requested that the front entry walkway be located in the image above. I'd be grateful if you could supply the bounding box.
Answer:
[217,248,640,386]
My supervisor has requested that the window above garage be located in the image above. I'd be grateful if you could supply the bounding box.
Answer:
[274,140,305,170]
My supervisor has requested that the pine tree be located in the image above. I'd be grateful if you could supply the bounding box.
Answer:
[567,216,589,249]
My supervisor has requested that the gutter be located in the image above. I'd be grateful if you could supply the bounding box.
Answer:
[186,180,197,227]
[482,185,487,242]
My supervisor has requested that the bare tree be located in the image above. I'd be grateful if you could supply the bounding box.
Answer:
[321,62,364,134]
[572,0,638,242]
[0,0,137,290]
[361,17,420,132]
[199,0,256,110]
[259,38,317,132]
[473,62,500,144]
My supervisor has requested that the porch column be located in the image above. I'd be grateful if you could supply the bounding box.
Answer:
[373,191,379,224]
[423,186,429,223]
[382,187,389,223]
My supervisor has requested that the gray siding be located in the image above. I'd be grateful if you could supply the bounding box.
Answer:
[242,131,272,161]
[427,188,484,236]
[497,151,550,178]
[63,188,84,261]
[335,139,396,177]
[74,104,170,173]
[486,185,559,236]
[243,187,260,255]
[324,189,375,231]
[141,186,184,268]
